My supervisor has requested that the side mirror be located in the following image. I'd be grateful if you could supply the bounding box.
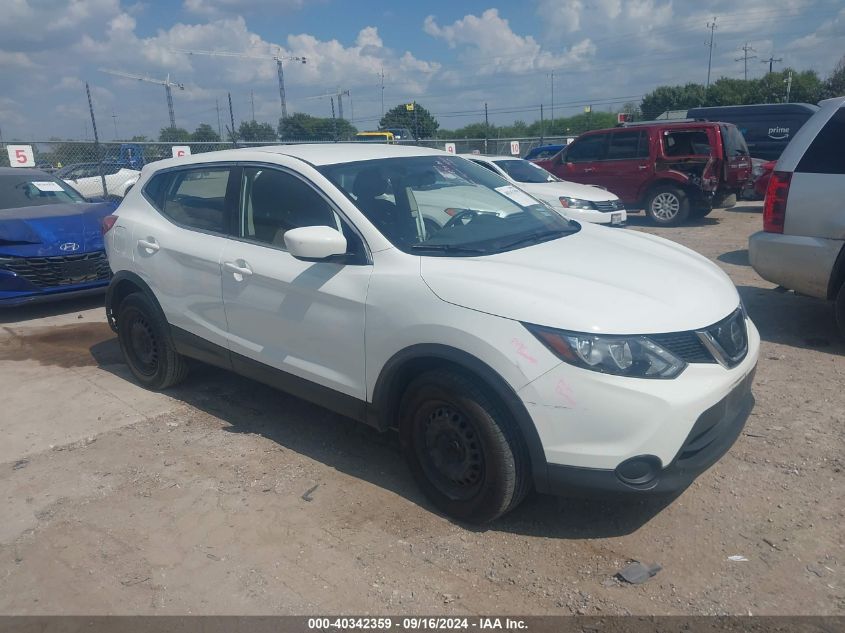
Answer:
[284,225,348,262]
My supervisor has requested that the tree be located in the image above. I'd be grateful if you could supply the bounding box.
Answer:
[640,83,707,119]
[824,55,845,98]
[238,120,278,142]
[278,113,357,140]
[191,123,221,142]
[159,127,191,143]
[380,102,439,139]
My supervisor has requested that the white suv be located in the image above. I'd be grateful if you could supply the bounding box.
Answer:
[749,96,845,335]
[104,144,759,523]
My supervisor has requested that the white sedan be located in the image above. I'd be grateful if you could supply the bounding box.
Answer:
[461,154,626,226]
[58,163,140,200]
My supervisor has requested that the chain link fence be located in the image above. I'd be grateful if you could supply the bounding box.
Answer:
[1,136,573,200]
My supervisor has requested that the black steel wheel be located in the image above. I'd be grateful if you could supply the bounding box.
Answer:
[116,292,188,390]
[400,369,530,523]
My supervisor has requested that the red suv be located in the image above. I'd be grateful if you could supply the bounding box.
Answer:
[536,122,753,225]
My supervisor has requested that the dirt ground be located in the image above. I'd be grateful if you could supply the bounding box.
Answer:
[0,202,842,615]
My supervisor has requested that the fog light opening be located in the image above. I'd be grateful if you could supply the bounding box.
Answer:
[615,455,662,488]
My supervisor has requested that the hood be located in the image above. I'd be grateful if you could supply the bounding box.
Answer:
[518,180,619,203]
[0,202,115,257]
[420,223,740,334]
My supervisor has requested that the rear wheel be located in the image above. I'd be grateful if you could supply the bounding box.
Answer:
[645,185,690,226]
[117,292,188,390]
[399,370,530,523]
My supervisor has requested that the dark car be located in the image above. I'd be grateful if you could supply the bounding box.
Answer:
[535,121,752,225]
[0,168,116,306]
[524,144,565,161]
[687,103,819,161]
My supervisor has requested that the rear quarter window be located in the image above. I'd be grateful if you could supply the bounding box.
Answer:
[144,167,234,233]
[796,108,845,175]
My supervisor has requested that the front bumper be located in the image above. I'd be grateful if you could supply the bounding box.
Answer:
[557,207,627,226]
[537,367,755,495]
[749,230,841,299]
[0,282,108,307]
[519,317,760,496]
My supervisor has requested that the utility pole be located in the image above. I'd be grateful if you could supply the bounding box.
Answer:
[250,90,255,121]
[484,102,489,154]
[378,66,386,117]
[550,72,555,124]
[784,70,793,102]
[705,17,717,89]
[86,82,108,197]
[735,42,757,80]
[111,110,119,139]
[228,92,236,146]
[762,55,782,74]
[216,98,221,136]
[330,97,337,141]
[539,103,544,144]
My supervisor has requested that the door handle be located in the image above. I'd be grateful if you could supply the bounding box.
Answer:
[137,238,160,252]
[224,261,253,278]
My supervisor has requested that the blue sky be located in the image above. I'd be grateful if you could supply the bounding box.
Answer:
[1,0,843,140]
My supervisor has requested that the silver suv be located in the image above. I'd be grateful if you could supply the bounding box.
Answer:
[749,96,845,335]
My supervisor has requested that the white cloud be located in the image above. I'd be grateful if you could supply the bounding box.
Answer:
[535,0,583,34]
[183,0,306,17]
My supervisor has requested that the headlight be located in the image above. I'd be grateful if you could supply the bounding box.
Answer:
[559,197,596,210]
[524,324,687,379]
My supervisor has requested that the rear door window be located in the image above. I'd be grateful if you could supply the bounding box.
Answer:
[146,167,236,233]
[796,108,845,175]
[566,134,608,162]
[607,131,649,160]
[720,125,750,158]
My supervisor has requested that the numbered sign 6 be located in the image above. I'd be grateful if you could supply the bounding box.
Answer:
[7,145,35,168]
[444,142,456,154]
[510,141,520,156]
[172,146,191,159]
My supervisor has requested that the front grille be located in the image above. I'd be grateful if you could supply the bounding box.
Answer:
[594,200,624,212]
[650,331,716,364]
[0,251,111,289]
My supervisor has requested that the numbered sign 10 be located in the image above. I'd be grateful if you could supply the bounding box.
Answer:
[7,145,35,167]
[510,141,520,156]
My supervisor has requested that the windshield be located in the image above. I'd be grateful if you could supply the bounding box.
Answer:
[0,175,85,211]
[320,155,578,257]
[493,159,560,183]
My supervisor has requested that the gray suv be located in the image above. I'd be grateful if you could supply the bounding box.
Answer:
[749,96,845,335]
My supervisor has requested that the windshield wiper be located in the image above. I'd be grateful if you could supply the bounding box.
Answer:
[495,229,575,251]
[409,243,488,255]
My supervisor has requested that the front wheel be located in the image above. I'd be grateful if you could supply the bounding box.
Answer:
[645,186,690,226]
[399,370,530,523]
[117,292,189,390]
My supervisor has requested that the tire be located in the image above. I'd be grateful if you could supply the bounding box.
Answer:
[116,292,189,390]
[399,369,530,523]
[836,283,845,340]
[645,185,690,226]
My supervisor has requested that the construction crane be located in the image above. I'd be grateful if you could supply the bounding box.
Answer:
[172,47,306,119]
[306,88,350,120]
[99,68,184,129]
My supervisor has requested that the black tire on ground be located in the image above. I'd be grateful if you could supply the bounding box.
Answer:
[645,185,690,226]
[835,283,845,339]
[116,292,189,390]
[399,369,530,523]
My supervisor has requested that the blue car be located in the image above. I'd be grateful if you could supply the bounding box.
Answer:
[523,144,566,161]
[0,168,117,306]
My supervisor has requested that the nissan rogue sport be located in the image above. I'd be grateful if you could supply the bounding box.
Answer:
[104,144,759,523]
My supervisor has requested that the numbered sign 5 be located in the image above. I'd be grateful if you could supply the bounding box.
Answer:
[510,141,520,156]
[444,143,456,154]
[172,146,191,159]
[7,145,35,168]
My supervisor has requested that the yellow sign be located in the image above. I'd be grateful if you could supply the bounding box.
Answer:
[584,105,592,113]
[405,103,415,111]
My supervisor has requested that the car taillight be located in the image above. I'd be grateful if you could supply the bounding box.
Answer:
[763,172,791,233]
[102,215,118,235]
[558,197,570,208]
